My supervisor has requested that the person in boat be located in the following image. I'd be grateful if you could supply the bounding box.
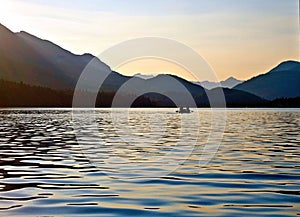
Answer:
[178,106,191,113]
[179,105,184,113]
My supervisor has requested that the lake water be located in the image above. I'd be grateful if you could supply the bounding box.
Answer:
[0,109,299,216]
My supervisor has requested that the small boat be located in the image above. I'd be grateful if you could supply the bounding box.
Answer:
[176,106,192,114]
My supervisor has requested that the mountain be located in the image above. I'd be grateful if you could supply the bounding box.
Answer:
[0,23,111,89]
[0,24,68,88]
[221,77,243,88]
[17,31,96,81]
[2,78,298,108]
[195,77,242,90]
[0,79,73,107]
[234,60,300,100]
[0,79,159,107]
[0,78,267,108]
[0,23,269,107]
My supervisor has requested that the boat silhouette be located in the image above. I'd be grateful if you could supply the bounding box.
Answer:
[176,106,192,114]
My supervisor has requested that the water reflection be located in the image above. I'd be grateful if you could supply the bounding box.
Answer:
[0,109,299,216]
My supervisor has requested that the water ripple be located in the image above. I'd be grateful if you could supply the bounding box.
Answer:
[0,109,299,216]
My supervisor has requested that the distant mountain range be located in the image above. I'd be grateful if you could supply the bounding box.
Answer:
[0,23,299,107]
[194,77,243,90]
[134,74,243,89]
[133,73,157,80]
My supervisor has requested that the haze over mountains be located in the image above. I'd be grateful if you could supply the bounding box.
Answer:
[0,23,299,107]
[194,77,243,90]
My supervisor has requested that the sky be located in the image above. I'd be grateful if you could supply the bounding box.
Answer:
[0,0,299,81]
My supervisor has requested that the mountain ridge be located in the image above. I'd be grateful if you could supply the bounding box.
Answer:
[234,60,300,100]
[0,23,298,107]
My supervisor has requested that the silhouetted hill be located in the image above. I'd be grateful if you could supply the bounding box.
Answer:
[0,24,72,88]
[234,60,300,100]
[0,79,156,107]
[0,23,289,107]
[0,79,267,107]
[0,23,111,89]
[271,97,300,108]
[2,79,299,108]
[210,88,267,107]
[0,79,72,107]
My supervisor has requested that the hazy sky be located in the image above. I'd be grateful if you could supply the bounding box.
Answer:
[0,0,299,81]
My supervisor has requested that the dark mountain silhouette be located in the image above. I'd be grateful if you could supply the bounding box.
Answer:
[0,79,73,107]
[0,23,110,89]
[0,23,294,107]
[234,60,300,100]
[0,24,71,88]
[0,79,269,107]
[0,79,160,107]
